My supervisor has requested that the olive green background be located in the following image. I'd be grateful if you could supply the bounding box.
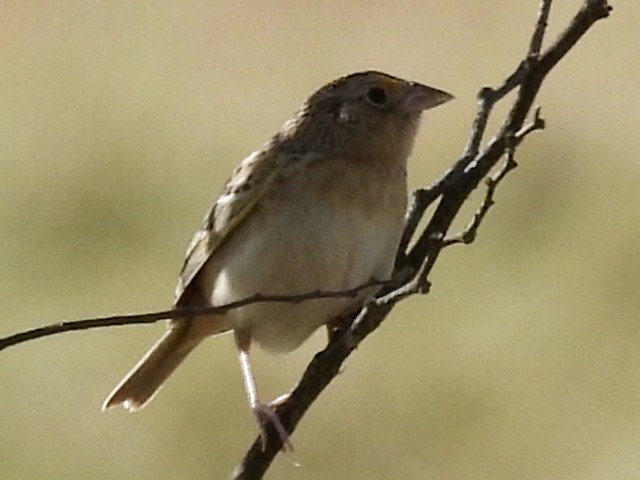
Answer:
[1,1,639,479]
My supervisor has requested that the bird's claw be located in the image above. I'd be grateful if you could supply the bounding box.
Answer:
[252,402,293,453]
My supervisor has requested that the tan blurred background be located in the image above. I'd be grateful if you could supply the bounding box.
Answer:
[1,1,639,479]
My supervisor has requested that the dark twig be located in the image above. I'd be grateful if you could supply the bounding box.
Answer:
[442,154,518,248]
[0,278,391,352]
[393,54,529,268]
[443,108,545,247]
[394,186,438,267]
[395,0,555,268]
[529,0,554,58]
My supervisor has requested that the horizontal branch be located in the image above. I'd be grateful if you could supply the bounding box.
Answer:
[0,277,392,352]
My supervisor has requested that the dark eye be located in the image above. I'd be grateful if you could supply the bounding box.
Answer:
[366,87,387,106]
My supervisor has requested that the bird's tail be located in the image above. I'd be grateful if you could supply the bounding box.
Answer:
[102,319,210,412]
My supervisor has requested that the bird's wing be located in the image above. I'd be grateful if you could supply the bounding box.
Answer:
[174,149,281,304]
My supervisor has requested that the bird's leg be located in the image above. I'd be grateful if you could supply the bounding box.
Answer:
[235,331,293,452]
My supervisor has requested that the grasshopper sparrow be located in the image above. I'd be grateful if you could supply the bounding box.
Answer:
[103,71,453,448]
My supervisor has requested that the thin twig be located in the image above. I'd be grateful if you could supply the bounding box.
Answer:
[442,156,517,247]
[394,186,437,267]
[529,0,554,58]
[395,0,555,269]
[0,278,391,351]
[443,108,545,247]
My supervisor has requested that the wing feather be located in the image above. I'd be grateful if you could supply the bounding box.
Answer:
[174,150,279,303]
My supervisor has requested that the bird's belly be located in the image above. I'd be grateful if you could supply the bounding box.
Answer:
[203,201,401,353]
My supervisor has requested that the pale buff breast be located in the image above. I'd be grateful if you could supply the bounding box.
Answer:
[197,155,407,353]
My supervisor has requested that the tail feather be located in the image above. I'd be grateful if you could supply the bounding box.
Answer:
[103,321,203,412]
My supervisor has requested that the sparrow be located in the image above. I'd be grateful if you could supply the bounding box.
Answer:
[102,70,453,449]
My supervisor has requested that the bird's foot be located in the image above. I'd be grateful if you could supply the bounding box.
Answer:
[252,402,293,453]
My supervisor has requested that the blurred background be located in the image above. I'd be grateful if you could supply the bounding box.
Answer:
[1,1,638,479]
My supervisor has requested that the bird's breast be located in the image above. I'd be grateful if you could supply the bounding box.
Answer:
[200,156,407,352]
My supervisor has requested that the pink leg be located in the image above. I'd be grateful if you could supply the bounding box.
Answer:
[235,331,293,452]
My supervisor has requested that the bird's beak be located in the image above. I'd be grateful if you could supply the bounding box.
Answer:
[402,83,454,113]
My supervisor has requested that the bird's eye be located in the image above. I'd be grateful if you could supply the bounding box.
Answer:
[366,87,387,107]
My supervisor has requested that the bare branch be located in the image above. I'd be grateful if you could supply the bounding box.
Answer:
[394,0,588,268]
[0,278,392,352]
[394,186,439,267]
[442,156,517,248]
[443,108,545,247]
[529,0,554,58]
[232,3,611,477]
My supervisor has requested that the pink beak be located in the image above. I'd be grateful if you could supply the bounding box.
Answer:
[402,83,454,113]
